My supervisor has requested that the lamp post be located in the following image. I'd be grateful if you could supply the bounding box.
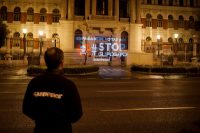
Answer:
[157,35,161,57]
[38,31,44,56]
[22,28,27,58]
[174,33,178,57]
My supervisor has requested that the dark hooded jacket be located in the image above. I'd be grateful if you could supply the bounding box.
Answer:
[23,70,83,133]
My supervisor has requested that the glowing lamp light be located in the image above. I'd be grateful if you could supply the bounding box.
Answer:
[22,28,27,34]
[174,33,179,39]
[157,35,161,40]
[38,30,44,36]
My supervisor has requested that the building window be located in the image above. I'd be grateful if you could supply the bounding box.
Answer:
[158,0,162,5]
[14,7,21,21]
[147,0,152,4]
[27,33,33,39]
[168,37,173,43]
[27,8,34,22]
[74,30,83,48]
[188,38,193,51]
[27,32,34,53]
[157,14,163,27]
[96,0,108,15]
[189,16,194,28]
[52,9,60,23]
[0,6,7,21]
[178,15,184,28]
[52,33,60,47]
[13,32,21,47]
[40,8,47,22]
[169,0,173,6]
[190,0,194,7]
[119,0,129,18]
[75,0,85,16]
[179,0,184,6]
[168,15,174,28]
[146,14,152,27]
[121,31,128,50]
[178,38,184,51]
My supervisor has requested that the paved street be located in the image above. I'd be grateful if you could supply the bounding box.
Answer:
[0,76,200,133]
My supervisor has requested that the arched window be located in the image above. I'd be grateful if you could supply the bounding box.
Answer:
[27,8,34,22]
[178,15,184,28]
[146,36,151,41]
[121,31,128,50]
[145,36,153,53]
[52,9,60,23]
[189,16,194,29]
[177,38,184,51]
[119,0,129,18]
[14,7,21,21]
[188,38,193,51]
[147,0,152,4]
[168,37,173,43]
[146,14,152,27]
[75,0,85,16]
[0,6,7,21]
[26,33,34,53]
[158,0,162,5]
[74,30,83,48]
[157,14,163,27]
[40,8,47,22]
[27,33,33,39]
[52,33,60,47]
[168,15,174,28]
[13,32,21,47]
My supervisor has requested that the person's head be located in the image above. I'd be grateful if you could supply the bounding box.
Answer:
[44,47,64,70]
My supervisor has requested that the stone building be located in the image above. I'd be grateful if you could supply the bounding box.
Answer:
[0,0,200,66]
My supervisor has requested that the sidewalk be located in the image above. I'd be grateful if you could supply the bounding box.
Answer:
[0,60,27,77]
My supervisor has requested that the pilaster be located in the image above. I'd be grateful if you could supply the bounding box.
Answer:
[108,0,113,16]
[61,0,67,19]
[68,0,74,20]
[115,0,119,20]
[130,0,136,23]
[85,0,90,19]
[136,0,141,24]
[92,0,97,15]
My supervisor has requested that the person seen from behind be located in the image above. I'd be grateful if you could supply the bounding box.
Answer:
[23,47,83,133]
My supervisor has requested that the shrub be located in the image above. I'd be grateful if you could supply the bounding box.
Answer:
[131,65,200,74]
[27,65,99,75]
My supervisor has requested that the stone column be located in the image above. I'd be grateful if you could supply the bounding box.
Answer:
[115,0,119,20]
[92,0,96,16]
[108,0,113,16]
[61,0,67,19]
[191,35,199,64]
[136,0,141,24]
[6,36,11,54]
[198,0,200,7]
[68,0,74,20]
[85,0,90,19]
[187,0,190,6]
[130,0,136,23]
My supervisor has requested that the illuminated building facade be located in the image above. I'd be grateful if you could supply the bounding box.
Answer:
[0,0,200,65]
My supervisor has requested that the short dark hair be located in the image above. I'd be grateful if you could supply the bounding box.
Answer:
[44,47,64,70]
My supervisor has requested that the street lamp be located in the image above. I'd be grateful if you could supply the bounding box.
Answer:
[38,30,44,56]
[174,34,178,57]
[22,28,27,57]
[157,35,161,57]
